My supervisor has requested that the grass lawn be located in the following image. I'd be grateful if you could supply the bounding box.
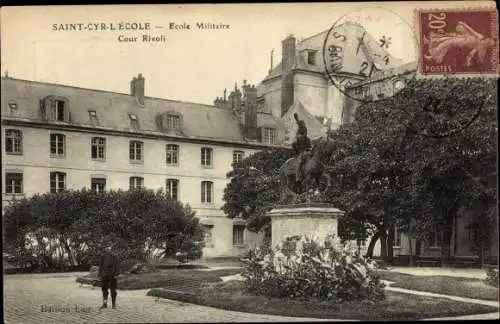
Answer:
[378,271,499,301]
[147,280,499,321]
[76,268,242,290]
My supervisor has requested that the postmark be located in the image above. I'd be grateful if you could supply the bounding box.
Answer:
[322,7,418,103]
[417,7,498,76]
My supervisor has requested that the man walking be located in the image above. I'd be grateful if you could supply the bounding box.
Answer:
[98,241,120,309]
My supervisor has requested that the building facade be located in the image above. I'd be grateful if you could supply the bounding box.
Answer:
[1,74,287,258]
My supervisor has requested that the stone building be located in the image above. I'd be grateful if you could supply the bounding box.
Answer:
[1,74,286,258]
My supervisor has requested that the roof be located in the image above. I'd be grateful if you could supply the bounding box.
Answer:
[261,22,405,82]
[1,77,284,146]
[281,100,327,144]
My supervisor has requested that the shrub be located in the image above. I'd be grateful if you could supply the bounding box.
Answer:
[485,267,499,288]
[241,234,385,302]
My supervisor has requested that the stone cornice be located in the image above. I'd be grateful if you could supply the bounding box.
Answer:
[268,205,344,218]
[1,117,289,150]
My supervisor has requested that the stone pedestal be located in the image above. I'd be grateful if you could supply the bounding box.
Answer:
[267,203,344,248]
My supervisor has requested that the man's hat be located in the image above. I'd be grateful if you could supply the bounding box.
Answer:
[293,113,299,121]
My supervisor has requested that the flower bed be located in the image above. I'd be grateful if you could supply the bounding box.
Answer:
[241,235,385,302]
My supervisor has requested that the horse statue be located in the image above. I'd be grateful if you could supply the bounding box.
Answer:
[279,138,335,203]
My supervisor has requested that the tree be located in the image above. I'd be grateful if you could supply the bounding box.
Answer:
[222,148,294,232]
[327,77,497,263]
[3,188,205,270]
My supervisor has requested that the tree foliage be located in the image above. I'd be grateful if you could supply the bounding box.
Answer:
[222,77,497,264]
[222,148,294,232]
[3,188,205,271]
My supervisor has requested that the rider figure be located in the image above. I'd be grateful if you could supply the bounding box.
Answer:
[292,113,312,185]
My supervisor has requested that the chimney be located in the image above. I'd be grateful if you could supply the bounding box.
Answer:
[281,34,296,72]
[280,35,296,117]
[130,73,145,105]
[269,49,274,73]
[243,83,258,140]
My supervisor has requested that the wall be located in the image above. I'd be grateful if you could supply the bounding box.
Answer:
[259,78,282,117]
[294,73,327,118]
[1,124,262,258]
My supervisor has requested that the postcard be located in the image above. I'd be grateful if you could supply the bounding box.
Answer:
[2,3,498,323]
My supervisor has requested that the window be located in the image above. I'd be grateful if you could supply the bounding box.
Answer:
[55,100,65,121]
[307,50,317,65]
[50,133,66,157]
[394,227,401,247]
[88,110,99,125]
[166,179,179,200]
[166,114,181,129]
[263,127,276,144]
[41,97,70,122]
[166,144,179,165]
[5,172,23,194]
[201,147,213,167]
[201,181,213,203]
[8,101,18,110]
[233,150,244,165]
[203,225,214,246]
[129,141,143,162]
[5,129,22,154]
[91,137,106,160]
[393,79,406,93]
[129,113,139,129]
[362,87,371,99]
[233,225,245,246]
[129,176,144,190]
[50,172,66,193]
[91,177,106,193]
[428,225,441,247]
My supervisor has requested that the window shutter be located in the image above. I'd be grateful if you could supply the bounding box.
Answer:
[49,99,56,120]
[40,99,46,119]
[257,127,262,142]
[155,114,164,130]
[63,100,70,122]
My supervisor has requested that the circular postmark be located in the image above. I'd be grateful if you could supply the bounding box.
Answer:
[322,7,418,104]
[322,7,490,138]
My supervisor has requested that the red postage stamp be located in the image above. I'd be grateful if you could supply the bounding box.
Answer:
[417,8,498,75]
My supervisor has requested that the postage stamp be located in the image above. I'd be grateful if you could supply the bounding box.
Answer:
[416,7,498,75]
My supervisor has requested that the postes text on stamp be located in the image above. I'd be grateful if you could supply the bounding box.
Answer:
[417,8,498,76]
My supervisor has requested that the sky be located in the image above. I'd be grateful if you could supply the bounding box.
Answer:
[0,2,493,105]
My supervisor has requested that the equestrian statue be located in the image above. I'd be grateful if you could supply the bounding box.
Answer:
[279,113,335,203]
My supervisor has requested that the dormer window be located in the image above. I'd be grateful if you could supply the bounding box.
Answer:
[167,114,180,129]
[41,96,70,122]
[307,50,317,65]
[8,101,17,109]
[88,110,99,126]
[263,127,277,145]
[129,113,140,129]
[158,111,183,132]
[55,100,65,121]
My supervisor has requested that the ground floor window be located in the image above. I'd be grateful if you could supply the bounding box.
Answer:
[5,172,23,194]
[91,177,106,193]
[203,225,214,247]
[232,225,245,246]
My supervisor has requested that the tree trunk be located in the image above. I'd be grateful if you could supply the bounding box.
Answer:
[61,238,76,266]
[387,225,395,264]
[408,230,414,267]
[365,230,384,258]
[441,211,454,267]
[381,232,389,262]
